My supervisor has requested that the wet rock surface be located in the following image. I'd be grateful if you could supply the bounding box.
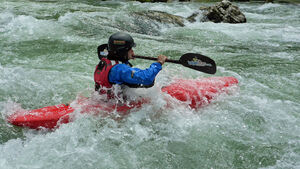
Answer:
[200,0,247,23]
[133,10,185,27]
[132,0,246,28]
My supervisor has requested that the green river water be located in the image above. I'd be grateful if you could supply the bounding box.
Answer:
[0,1,299,169]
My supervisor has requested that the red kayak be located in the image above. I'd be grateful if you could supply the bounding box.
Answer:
[7,77,238,129]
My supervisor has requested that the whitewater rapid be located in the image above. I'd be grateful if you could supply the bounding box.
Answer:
[0,1,299,169]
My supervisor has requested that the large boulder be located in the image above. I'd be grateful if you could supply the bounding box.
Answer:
[187,0,246,24]
[133,10,185,27]
[201,0,246,23]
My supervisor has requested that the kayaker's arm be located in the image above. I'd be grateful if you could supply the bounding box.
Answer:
[109,62,162,86]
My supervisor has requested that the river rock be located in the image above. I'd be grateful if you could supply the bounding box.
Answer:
[200,0,246,23]
[186,12,199,23]
[133,10,185,27]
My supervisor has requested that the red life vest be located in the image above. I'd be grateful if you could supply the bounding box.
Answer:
[94,58,119,97]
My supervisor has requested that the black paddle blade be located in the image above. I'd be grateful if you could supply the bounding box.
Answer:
[179,53,216,74]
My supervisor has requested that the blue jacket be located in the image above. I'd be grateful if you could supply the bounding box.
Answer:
[108,62,162,86]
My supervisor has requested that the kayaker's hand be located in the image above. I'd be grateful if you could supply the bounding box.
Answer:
[157,55,167,65]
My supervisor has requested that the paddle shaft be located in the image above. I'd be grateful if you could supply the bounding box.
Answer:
[134,53,216,74]
[134,55,180,64]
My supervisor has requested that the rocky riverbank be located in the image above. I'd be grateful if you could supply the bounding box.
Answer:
[132,0,246,26]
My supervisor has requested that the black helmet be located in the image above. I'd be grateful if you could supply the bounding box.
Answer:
[108,32,136,55]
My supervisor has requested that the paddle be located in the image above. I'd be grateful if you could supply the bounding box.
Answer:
[134,53,216,74]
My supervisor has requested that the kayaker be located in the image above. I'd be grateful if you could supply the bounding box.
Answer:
[94,32,167,100]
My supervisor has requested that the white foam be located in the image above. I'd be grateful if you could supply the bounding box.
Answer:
[257,3,282,11]
[270,52,294,60]
[292,73,300,78]
[2,14,66,42]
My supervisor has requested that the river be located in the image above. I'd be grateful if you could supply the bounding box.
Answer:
[0,1,299,169]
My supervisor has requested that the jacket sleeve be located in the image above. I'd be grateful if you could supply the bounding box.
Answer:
[109,62,162,86]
